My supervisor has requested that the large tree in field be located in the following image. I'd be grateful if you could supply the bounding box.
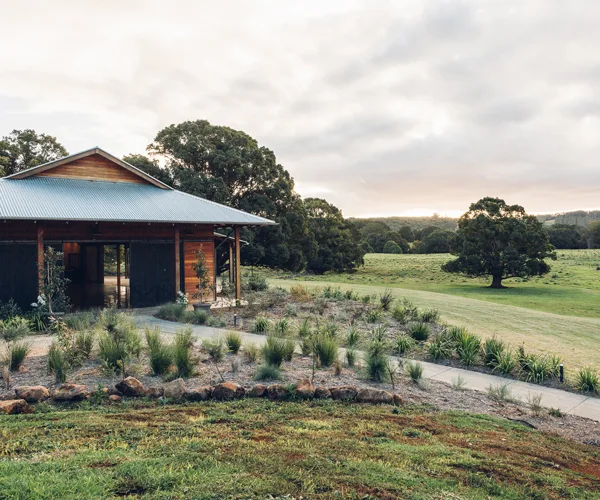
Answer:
[0,129,68,176]
[442,197,556,288]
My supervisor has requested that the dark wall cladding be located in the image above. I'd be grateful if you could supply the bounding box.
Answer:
[129,242,175,308]
[0,243,38,309]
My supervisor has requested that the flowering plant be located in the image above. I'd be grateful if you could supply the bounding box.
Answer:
[176,291,189,306]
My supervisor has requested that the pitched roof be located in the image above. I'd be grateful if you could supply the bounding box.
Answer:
[4,147,171,189]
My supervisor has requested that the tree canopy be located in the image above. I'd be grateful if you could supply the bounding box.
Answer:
[0,129,68,177]
[545,224,587,249]
[416,229,455,254]
[442,197,556,288]
[587,221,600,249]
[382,240,402,254]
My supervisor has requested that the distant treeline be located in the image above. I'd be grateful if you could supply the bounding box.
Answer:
[349,215,458,233]
[537,210,600,227]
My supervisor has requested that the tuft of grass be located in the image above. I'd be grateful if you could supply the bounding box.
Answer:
[346,348,357,367]
[452,375,467,390]
[493,349,517,376]
[427,336,453,361]
[419,308,440,323]
[574,366,599,393]
[254,363,282,381]
[526,393,544,416]
[548,407,564,417]
[455,329,481,367]
[225,331,242,354]
[182,310,209,325]
[409,322,430,342]
[396,335,414,355]
[379,288,394,311]
[483,336,506,367]
[243,343,260,364]
[0,316,31,342]
[97,313,141,377]
[364,339,387,382]
[297,318,312,339]
[251,316,271,334]
[173,327,196,378]
[5,340,31,372]
[363,308,382,324]
[487,383,514,403]
[262,335,294,368]
[405,361,424,383]
[346,326,360,348]
[313,334,338,368]
[145,327,173,376]
[47,342,68,384]
[155,303,186,322]
[202,338,225,381]
[74,330,95,360]
[273,318,290,336]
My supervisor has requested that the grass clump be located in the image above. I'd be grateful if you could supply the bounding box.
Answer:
[254,363,282,381]
[243,343,260,364]
[182,310,209,325]
[405,361,424,383]
[493,349,517,376]
[364,339,387,382]
[575,366,599,393]
[483,336,506,367]
[144,327,173,376]
[455,329,481,367]
[427,335,452,361]
[346,348,357,367]
[262,335,295,368]
[487,383,514,403]
[98,311,141,377]
[409,322,430,342]
[346,326,360,348]
[0,316,31,342]
[225,331,242,354]
[419,308,440,323]
[251,316,271,334]
[452,375,467,390]
[155,303,186,322]
[74,330,95,360]
[172,328,195,378]
[202,338,225,381]
[47,342,68,383]
[396,335,414,355]
[4,340,31,372]
[379,288,394,311]
[273,318,290,336]
[363,308,382,324]
[313,334,338,368]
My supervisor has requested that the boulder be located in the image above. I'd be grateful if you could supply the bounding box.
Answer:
[0,399,34,414]
[115,377,145,397]
[295,378,315,399]
[330,386,358,401]
[52,384,89,402]
[144,386,165,399]
[107,387,122,397]
[212,382,245,400]
[164,378,186,400]
[393,394,405,407]
[14,386,50,403]
[267,384,291,400]
[108,395,121,403]
[356,388,393,404]
[248,384,268,398]
[314,386,332,399]
[185,386,212,401]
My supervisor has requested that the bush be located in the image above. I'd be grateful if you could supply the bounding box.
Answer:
[251,316,270,334]
[182,310,209,325]
[428,336,452,361]
[262,335,293,368]
[284,304,298,317]
[346,348,357,367]
[145,327,173,376]
[419,309,440,323]
[245,274,269,291]
[493,349,517,376]
[346,326,360,348]
[4,340,31,371]
[297,318,311,339]
[409,322,430,342]
[321,285,344,300]
[243,343,260,363]
[74,330,95,360]
[382,241,402,254]
[273,318,290,336]
[254,363,282,381]
[487,383,514,402]
[0,316,32,342]
[455,329,481,367]
[173,327,196,378]
[365,339,387,382]
[405,361,423,383]
[575,367,599,393]
[363,308,382,324]
[202,337,226,381]
[379,288,394,311]
[155,303,186,322]
[47,342,68,383]
[483,336,506,367]
[64,311,98,331]
[290,285,311,302]
[313,334,338,368]
[396,335,414,355]
[98,311,142,376]
[0,299,21,321]
[225,331,242,354]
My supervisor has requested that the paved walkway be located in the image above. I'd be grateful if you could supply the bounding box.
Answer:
[134,315,600,422]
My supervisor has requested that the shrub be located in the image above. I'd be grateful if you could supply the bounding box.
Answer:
[98,311,142,377]
[262,335,294,368]
[74,330,95,360]
[297,318,312,339]
[155,303,186,322]
[321,285,344,300]
[493,349,517,376]
[273,318,290,336]
[361,294,371,304]
[419,309,440,323]
[379,288,394,311]
[251,316,270,334]
[254,363,282,381]
[396,335,414,355]
[243,343,260,363]
[344,289,358,301]
[173,328,196,378]
[346,326,360,348]
[346,348,357,367]
[0,299,21,321]
[487,383,514,402]
[225,331,242,354]
[405,361,424,383]
[322,321,339,339]
[313,334,338,368]
[284,304,298,317]
[47,342,68,383]
[527,393,544,416]
[300,337,313,356]
[145,327,173,376]
[521,353,555,384]
[482,336,506,367]
[575,366,599,393]
[365,340,387,382]
[64,311,98,331]
[246,274,269,291]
[290,285,311,302]
[548,407,564,417]
[202,338,225,381]
[428,336,452,361]
[363,308,382,324]
[409,322,430,342]
[455,330,481,367]
[370,324,388,343]
[4,340,31,371]
[0,316,32,342]
[182,310,209,325]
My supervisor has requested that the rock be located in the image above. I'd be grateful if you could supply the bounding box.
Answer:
[393,394,405,407]
[267,384,291,400]
[18,365,28,373]
[314,386,332,399]
[144,386,165,399]
[115,377,145,397]
[107,387,122,397]
[248,384,268,398]
[212,382,245,400]
[108,395,121,403]
[0,399,34,414]
[356,388,393,404]
[295,378,315,399]
[164,378,186,400]
[330,386,358,401]
[185,386,212,401]
[14,386,50,403]
[52,384,89,402]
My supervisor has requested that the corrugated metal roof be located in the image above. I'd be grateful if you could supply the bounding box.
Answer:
[0,177,275,226]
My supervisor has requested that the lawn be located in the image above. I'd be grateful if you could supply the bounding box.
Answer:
[1,400,599,499]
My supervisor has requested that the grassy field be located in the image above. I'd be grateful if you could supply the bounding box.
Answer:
[262,250,600,371]
[1,400,599,499]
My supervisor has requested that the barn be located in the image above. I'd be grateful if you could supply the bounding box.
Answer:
[0,147,274,309]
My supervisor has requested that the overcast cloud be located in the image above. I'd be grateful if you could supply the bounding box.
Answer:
[1,0,600,217]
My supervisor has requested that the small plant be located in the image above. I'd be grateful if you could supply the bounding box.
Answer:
[385,358,400,390]
[47,342,68,383]
[225,331,242,354]
[487,383,514,402]
[365,339,388,382]
[483,336,506,367]
[523,354,551,384]
[297,318,312,339]
[409,322,430,342]
[290,285,311,302]
[455,330,481,367]
[251,316,271,334]
[452,375,467,390]
[346,326,360,348]
[493,349,517,376]
[428,336,452,361]
[182,310,209,325]
[346,348,357,367]
[313,334,338,368]
[0,316,31,342]
[526,392,544,416]
[245,273,269,292]
[405,361,423,383]
[284,304,298,317]
[262,335,293,368]
[0,298,21,321]
[254,363,282,381]
[155,303,186,322]
[363,308,382,324]
[231,359,239,373]
[172,327,196,378]
[5,340,31,372]
[273,318,290,336]
[175,291,189,306]
[548,407,564,417]
[396,335,414,355]
[63,311,98,331]
[575,366,599,393]
[1,365,10,390]
[74,330,95,360]
[379,288,394,311]
[361,294,371,304]
[145,327,173,376]
[334,359,342,376]
[98,311,141,377]
[191,248,214,304]
[419,308,440,323]
[243,343,260,363]
[40,247,70,313]
[202,338,225,381]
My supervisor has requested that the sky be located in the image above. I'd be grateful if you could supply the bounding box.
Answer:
[1,1,600,218]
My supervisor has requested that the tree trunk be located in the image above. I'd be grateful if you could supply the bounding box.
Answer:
[490,275,504,289]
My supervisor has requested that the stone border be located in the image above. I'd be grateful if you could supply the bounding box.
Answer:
[0,377,404,414]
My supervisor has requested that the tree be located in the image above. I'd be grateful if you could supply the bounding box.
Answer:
[123,153,173,185]
[587,221,600,249]
[416,225,442,240]
[0,129,68,176]
[366,231,409,253]
[546,224,587,249]
[191,249,213,304]
[417,230,455,254]
[442,197,556,288]
[398,225,415,242]
[303,198,365,274]
[382,241,402,254]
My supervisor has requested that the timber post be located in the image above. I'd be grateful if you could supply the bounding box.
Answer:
[174,227,180,298]
[37,223,44,296]
[235,226,241,301]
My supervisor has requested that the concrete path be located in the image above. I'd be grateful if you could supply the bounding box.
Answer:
[133,315,600,422]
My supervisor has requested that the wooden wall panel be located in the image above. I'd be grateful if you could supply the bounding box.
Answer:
[183,241,215,301]
[35,154,150,184]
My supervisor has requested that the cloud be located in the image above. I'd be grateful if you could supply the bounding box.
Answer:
[1,0,600,216]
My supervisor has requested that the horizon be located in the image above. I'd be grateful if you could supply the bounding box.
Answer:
[2,1,600,217]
